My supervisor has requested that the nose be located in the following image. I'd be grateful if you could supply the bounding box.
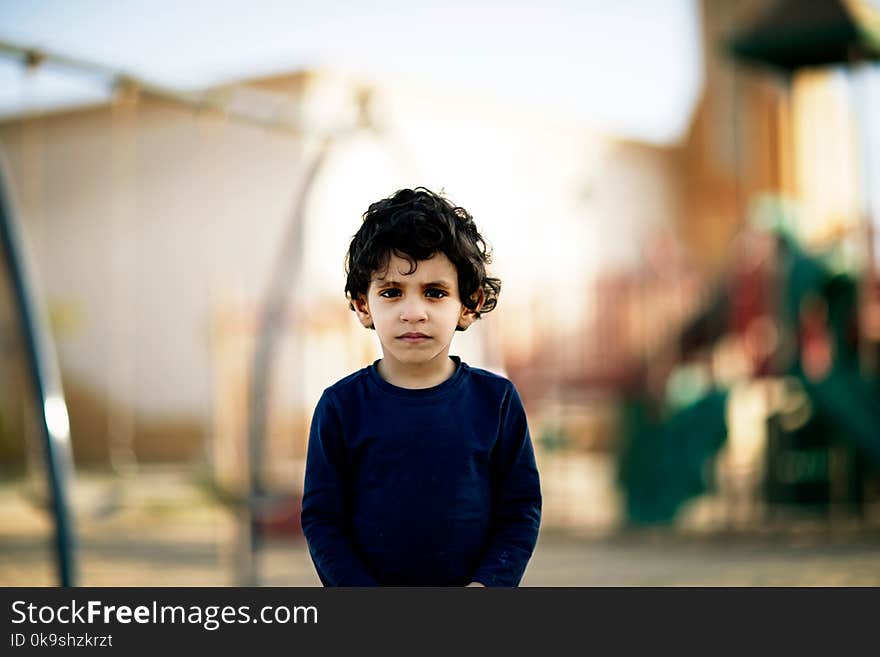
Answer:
[399,297,428,323]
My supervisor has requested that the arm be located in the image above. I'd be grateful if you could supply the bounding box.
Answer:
[471,384,542,587]
[300,391,379,586]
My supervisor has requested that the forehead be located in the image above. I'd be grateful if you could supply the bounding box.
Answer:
[373,252,458,283]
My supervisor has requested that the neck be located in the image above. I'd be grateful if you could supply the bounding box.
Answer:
[377,353,456,389]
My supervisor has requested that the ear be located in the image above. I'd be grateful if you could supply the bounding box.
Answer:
[457,289,485,331]
[351,294,374,329]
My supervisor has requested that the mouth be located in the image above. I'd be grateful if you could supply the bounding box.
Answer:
[397,332,431,343]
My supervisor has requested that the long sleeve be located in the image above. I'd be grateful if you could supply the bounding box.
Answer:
[300,391,379,586]
[471,384,542,587]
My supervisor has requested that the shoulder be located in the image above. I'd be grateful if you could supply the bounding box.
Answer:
[458,364,530,437]
[459,361,522,404]
[326,366,371,393]
[319,366,372,408]
[461,361,511,387]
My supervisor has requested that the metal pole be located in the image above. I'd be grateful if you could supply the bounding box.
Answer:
[242,134,334,585]
[0,152,77,586]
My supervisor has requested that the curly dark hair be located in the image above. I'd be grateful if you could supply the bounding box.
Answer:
[344,187,501,330]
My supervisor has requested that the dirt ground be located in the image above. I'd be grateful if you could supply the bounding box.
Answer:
[3,469,879,587]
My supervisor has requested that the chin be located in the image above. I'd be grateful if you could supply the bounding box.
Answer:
[382,344,438,364]
[392,351,435,364]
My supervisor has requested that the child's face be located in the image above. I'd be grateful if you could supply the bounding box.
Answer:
[353,252,479,368]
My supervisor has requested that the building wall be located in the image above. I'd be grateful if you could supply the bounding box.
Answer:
[0,79,309,463]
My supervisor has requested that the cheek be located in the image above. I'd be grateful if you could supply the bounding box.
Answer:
[369,304,396,329]
[442,304,466,326]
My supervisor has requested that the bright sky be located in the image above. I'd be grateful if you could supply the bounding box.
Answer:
[0,0,703,145]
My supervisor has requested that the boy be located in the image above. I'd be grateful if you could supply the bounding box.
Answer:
[300,187,541,586]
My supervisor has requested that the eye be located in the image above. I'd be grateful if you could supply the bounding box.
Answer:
[425,288,447,299]
[378,288,401,298]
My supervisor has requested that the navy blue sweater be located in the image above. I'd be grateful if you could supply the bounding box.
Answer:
[300,356,542,587]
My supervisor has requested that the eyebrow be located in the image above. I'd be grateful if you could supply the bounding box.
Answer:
[374,279,453,289]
